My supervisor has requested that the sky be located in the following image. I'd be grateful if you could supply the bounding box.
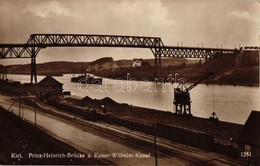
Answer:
[0,0,259,65]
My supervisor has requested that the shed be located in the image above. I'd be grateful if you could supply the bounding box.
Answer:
[237,110,260,165]
[38,75,63,95]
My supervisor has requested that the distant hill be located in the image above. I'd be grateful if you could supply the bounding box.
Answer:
[4,51,259,86]
[211,50,259,86]
[5,57,188,76]
[6,61,90,75]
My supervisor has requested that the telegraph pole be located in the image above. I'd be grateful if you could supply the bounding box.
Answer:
[34,100,37,127]
[154,126,158,166]
[19,85,21,117]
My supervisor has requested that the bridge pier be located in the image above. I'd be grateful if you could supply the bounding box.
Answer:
[153,49,162,78]
[31,57,37,83]
[158,55,162,77]
[204,56,208,72]
[154,57,157,77]
[30,35,37,84]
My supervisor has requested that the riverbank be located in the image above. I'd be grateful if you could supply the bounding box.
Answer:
[0,106,104,165]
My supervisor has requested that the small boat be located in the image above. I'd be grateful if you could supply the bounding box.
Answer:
[71,73,102,85]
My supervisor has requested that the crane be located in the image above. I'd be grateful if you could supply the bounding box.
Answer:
[173,72,214,116]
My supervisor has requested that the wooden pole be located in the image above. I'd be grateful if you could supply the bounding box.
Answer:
[34,101,37,127]
[19,86,21,117]
[154,127,158,166]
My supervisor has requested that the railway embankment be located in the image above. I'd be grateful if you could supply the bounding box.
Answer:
[45,95,244,159]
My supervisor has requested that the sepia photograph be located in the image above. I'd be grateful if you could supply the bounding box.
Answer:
[0,0,259,165]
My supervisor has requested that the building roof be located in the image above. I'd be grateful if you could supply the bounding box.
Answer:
[38,75,63,86]
[238,110,260,146]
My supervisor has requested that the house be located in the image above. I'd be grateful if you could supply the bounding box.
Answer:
[132,58,143,67]
[37,75,63,96]
[237,110,260,165]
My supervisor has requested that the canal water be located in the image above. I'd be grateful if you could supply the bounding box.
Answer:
[8,74,260,125]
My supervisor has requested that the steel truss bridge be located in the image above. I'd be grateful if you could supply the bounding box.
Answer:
[0,34,239,83]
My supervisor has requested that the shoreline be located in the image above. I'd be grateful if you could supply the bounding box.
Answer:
[5,72,260,87]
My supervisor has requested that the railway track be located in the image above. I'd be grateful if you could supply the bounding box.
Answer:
[74,118,244,166]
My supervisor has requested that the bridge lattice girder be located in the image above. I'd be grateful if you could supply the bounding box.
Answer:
[30,34,163,48]
[0,44,33,58]
[0,34,237,59]
[0,34,239,83]
[153,46,237,58]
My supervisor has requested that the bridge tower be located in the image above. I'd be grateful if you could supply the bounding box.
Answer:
[152,48,163,78]
[30,35,37,83]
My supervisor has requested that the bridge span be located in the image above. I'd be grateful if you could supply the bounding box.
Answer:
[0,34,239,83]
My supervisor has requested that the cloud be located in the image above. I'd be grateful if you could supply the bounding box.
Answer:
[227,10,257,23]
[0,6,11,11]
[24,1,72,18]
[112,0,176,26]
